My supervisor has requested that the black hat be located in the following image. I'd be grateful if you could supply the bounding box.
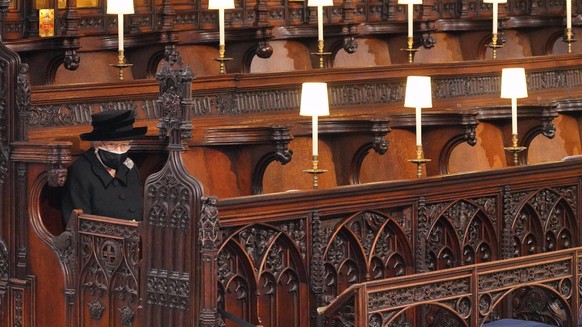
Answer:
[80,110,148,141]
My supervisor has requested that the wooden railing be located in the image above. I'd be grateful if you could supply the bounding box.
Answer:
[317,247,582,326]
[212,159,582,327]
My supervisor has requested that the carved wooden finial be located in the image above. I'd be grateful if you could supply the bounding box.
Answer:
[155,50,195,145]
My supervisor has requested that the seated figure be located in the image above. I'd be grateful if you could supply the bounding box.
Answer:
[61,110,147,224]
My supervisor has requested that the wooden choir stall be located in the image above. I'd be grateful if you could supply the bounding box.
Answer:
[5,1,582,326]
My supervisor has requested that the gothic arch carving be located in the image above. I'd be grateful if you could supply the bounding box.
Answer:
[323,210,413,291]
[509,187,577,256]
[218,223,308,326]
[461,210,497,265]
[426,217,461,271]
[424,198,499,270]
[217,241,258,322]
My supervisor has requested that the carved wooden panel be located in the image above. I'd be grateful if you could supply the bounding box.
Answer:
[478,259,573,326]
[320,208,414,299]
[218,220,308,327]
[423,197,499,272]
[320,248,580,327]
[505,186,578,257]
[77,217,140,327]
[368,276,471,326]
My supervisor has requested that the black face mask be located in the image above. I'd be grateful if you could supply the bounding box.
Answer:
[97,149,128,170]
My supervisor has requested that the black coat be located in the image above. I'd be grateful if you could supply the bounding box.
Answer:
[62,149,144,224]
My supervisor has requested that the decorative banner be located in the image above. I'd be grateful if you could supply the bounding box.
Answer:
[39,9,54,37]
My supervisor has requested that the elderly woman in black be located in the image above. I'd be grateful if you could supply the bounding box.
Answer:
[61,110,147,224]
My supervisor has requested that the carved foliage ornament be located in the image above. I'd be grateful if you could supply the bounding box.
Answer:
[156,51,194,143]
[119,306,135,325]
[479,260,570,292]
[200,196,221,250]
[0,241,8,279]
[16,63,31,138]
[237,226,277,269]
[53,229,76,274]
[88,298,105,320]
[0,60,9,184]
[14,291,23,327]
[311,211,326,294]
[146,269,190,310]
[79,219,139,241]
[29,103,92,128]
[367,278,470,312]
[280,219,306,258]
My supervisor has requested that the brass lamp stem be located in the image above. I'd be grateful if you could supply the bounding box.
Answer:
[504,133,527,166]
[213,44,233,74]
[565,28,576,54]
[303,155,327,189]
[488,33,504,60]
[408,145,431,178]
[110,49,133,81]
[311,40,331,69]
[400,36,418,63]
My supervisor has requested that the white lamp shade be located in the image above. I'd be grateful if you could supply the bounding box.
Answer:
[398,0,422,4]
[308,0,334,7]
[404,76,432,108]
[501,68,528,99]
[107,0,134,14]
[300,82,330,116]
[483,0,507,3]
[209,0,235,9]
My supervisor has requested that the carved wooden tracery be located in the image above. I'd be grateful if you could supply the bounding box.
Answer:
[218,221,308,327]
[506,186,577,257]
[423,197,499,272]
[77,217,140,326]
[321,209,413,300]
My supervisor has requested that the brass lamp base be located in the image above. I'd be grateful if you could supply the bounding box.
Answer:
[303,155,327,189]
[407,145,431,178]
[310,40,332,69]
[213,45,233,74]
[487,33,504,59]
[110,50,133,81]
[564,28,577,54]
[504,133,527,166]
[400,37,418,63]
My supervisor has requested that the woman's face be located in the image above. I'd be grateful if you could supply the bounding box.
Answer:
[97,141,132,153]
